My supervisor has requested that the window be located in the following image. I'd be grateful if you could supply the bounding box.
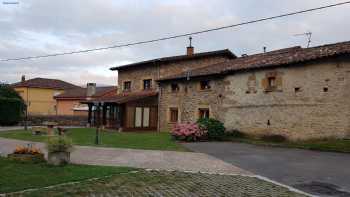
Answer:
[124,81,131,91]
[198,108,210,119]
[169,108,179,123]
[171,83,179,92]
[267,77,276,89]
[143,79,152,90]
[200,80,211,90]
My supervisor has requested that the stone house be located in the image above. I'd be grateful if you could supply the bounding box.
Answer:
[87,41,350,140]
[85,47,235,130]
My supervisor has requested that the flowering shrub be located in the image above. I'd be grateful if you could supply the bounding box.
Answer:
[171,122,206,142]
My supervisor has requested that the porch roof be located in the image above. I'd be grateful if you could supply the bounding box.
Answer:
[84,90,158,104]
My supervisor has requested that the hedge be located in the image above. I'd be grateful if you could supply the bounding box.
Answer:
[0,97,25,125]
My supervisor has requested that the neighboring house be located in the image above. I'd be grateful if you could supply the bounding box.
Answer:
[54,84,117,116]
[85,46,235,130]
[12,77,78,115]
[87,41,350,140]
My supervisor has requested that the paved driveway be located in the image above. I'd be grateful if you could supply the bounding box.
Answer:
[183,142,350,197]
[0,138,249,175]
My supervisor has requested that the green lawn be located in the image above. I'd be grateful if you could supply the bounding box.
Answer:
[0,128,188,151]
[0,157,134,193]
[228,136,350,153]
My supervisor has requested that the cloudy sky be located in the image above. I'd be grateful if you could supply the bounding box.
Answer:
[1,0,349,86]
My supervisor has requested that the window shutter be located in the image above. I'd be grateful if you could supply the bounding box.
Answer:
[261,78,268,90]
[276,75,283,91]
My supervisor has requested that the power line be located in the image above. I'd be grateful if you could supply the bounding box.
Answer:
[1,1,350,62]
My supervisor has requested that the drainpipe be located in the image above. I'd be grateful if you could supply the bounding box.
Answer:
[157,82,161,132]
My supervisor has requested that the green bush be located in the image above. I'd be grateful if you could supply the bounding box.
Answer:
[0,84,25,125]
[197,118,225,140]
[47,136,73,153]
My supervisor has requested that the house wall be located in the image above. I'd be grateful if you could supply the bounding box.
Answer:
[56,99,84,116]
[159,56,350,140]
[159,78,225,131]
[15,87,63,115]
[117,56,228,93]
[222,57,350,140]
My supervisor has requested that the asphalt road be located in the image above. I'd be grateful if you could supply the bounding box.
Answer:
[183,142,350,197]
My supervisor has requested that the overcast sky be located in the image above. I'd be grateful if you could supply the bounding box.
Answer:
[0,0,349,86]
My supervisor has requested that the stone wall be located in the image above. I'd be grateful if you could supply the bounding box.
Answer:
[159,77,225,131]
[22,115,87,126]
[221,57,350,140]
[117,56,228,93]
[159,56,350,140]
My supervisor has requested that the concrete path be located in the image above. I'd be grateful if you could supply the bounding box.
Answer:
[0,126,24,131]
[0,138,250,175]
[183,142,350,197]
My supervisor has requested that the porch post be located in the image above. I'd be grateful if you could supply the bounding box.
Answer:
[102,104,107,126]
[87,103,93,127]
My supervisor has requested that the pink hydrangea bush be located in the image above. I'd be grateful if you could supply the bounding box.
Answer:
[171,122,206,142]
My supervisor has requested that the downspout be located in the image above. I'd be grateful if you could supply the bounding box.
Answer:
[156,60,161,132]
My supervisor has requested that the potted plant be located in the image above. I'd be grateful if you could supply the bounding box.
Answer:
[7,144,45,163]
[47,136,73,166]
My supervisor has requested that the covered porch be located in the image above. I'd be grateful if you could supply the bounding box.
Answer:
[85,91,158,132]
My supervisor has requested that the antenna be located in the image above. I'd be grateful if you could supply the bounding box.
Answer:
[294,32,312,48]
[189,36,193,47]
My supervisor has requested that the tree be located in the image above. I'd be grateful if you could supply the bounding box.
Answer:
[0,84,26,125]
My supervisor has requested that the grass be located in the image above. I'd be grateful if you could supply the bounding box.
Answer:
[0,128,188,151]
[0,157,134,193]
[227,136,350,153]
[0,159,305,197]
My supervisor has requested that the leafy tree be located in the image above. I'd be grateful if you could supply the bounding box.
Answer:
[0,84,26,125]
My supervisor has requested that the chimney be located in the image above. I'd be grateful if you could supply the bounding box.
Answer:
[21,75,25,82]
[263,46,267,53]
[86,83,96,97]
[186,36,194,56]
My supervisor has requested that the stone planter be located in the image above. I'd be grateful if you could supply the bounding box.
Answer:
[48,151,70,166]
[8,153,45,163]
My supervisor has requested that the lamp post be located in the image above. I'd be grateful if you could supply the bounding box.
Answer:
[95,102,102,145]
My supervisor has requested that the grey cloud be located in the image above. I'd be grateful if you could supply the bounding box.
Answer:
[0,0,349,85]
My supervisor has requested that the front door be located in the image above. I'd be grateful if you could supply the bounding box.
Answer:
[135,107,151,128]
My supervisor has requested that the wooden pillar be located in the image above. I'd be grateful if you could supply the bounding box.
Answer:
[88,103,93,126]
[102,104,107,126]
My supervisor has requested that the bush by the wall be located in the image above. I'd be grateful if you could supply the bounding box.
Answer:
[0,84,25,126]
[261,134,287,143]
[197,118,225,140]
[171,123,206,142]
[226,129,246,138]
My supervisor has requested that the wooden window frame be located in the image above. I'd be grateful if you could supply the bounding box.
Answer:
[169,107,179,123]
[198,108,210,119]
[171,83,180,93]
[143,79,152,90]
[199,80,211,90]
[123,81,131,92]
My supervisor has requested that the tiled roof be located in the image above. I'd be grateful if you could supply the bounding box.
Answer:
[12,78,78,90]
[54,86,117,99]
[158,41,350,81]
[110,49,236,71]
[90,90,158,104]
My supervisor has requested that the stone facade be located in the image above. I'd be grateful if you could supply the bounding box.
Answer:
[159,78,225,131]
[117,56,228,93]
[159,56,350,140]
